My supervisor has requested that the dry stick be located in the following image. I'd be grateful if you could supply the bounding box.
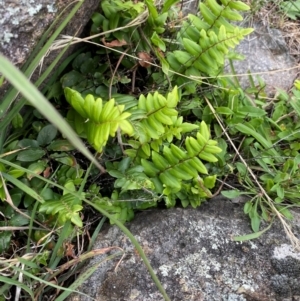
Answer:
[55,247,124,274]
[109,48,129,99]
[275,111,295,123]
[51,33,300,100]
[204,96,300,250]
[33,247,125,299]
[0,172,51,231]
[0,226,43,231]
[49,4,300,82]
[132,67,137,93]
[51,10,149,51]
[108,48,130,154]
[210,136,246,198]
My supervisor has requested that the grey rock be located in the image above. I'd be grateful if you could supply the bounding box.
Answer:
[226,23,298,96]
[182,0,199,15]
[180,3,297,96]
[68,198,300,301]
[0,0,100,95]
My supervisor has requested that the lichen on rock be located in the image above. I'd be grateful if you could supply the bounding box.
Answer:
[67,198,300,301]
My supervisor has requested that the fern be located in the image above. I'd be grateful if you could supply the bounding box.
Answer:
[64,88,134,152]
[58,0,252,221]
[140,120,222,206]
[134,87,179,141]
[167,0,253,90]
[39,180,83,227]
[126,87,199,160]
[104,88,222,210]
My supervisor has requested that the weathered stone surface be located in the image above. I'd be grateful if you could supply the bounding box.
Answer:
[180,1,298,95]
[0,0,100,94]
[68,198,300,301]
[225,23,298,96]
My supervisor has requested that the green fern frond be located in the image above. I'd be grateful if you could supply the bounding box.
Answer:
[38,179,84,227]
[133,87,179,142]
[167,0,252,78]
[141,121,222,193]
[174,24,253,76]
[39,192,83,227]
[127,89,199,160]
[64,88,133,152]
[107,161,155,192]
[199,0,250,31]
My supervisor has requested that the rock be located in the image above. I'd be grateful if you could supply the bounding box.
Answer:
[0,0,100,94]
[182,0,199,15]
[180,2,298,96]
[225,23,298,96]
[67,198,300,301]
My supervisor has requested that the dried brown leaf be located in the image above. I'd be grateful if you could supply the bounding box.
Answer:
[101,38,127,47]
[138,51,152,68]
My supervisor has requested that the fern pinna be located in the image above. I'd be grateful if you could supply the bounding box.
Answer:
[167,0,253,90]
[124,87,222,209]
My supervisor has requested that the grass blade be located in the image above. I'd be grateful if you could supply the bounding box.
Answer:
[89,201,171,301]
[2,173,45,203]
[0,54,105,173]
[290,96,300,117]
[235,123,282,161]
[0,1,84,120]
[233,222,272,241]
[0,275,34,300]
[54,252,122,301]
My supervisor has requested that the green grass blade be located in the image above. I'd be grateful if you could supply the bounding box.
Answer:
[0,273,18,295]
[0,263,91,299]
[0,275,34,300]
[43,48,85,96]
[0,0,84,119]
[162,0,180,13]
[233,222,272,241]
[0,158,64,189]
[0,156,169,299]
[89,201,171,301]
[0,159,85,203]
[54,252,122,301]
[21,2,82,73]
[2,173,45,203]
[0,55,105,172]
[0,48,82,148]
[290,96,300,117]
[87,216,107,251]
[0,100,26,138]
[49,221,71,268]
[17,258,40,269]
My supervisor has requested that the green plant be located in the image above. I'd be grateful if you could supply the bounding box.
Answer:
[280,0,300,19]
[62,85,222,221]
[50,0,255,228]
[0,2,169,300]
[4,0,300,300]
[209,76,300,236]
[64,88,134,151]
[0,52,170,301]
[54,0,300,255]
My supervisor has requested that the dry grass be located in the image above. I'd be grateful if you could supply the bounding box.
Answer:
[281,20,300,57]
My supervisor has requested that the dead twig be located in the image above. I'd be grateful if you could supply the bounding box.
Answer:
[204,96,300,250]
